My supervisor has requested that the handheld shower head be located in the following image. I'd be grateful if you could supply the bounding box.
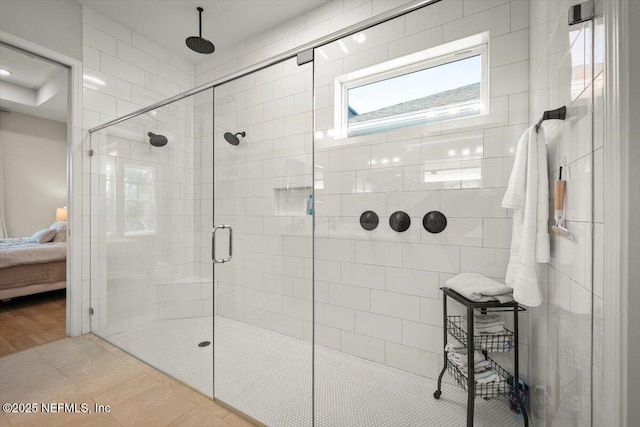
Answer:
[224,131,245,146]
[148,132,168,147]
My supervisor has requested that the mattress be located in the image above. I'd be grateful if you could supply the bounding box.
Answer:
[0,260,66,291]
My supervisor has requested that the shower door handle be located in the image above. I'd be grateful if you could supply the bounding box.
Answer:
[212,225,233,263]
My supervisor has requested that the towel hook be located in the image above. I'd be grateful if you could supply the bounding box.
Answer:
[535,106,567,133]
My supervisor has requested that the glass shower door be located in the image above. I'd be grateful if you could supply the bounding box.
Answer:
[89,89,215,397]
[212,58,313,425]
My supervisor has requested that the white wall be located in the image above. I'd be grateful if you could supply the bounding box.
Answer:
[204,0,532,381]
[311,0,529,378]
[0,112,67,237]
[625,1,640,424]
[528,0,603,425]
[194,0,413,87]
[0,0,82,61]
[209,58,313,339]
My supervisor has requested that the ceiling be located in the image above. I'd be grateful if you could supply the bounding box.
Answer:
[0,1,332,122]
[0,45,68,122]
[76,0,332,64]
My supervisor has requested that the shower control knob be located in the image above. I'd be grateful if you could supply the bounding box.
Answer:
[389,211,411,232]
[360,211,379,231]
[423,211,447,233]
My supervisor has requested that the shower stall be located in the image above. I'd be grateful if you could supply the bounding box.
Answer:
[88,1,596,425]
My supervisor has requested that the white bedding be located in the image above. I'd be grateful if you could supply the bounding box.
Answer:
[0,238,67,268]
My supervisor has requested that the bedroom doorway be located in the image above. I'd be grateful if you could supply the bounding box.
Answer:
[0,41,75,355]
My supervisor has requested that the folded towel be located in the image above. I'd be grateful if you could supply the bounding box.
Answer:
[474,314,502,324]
[444,343,466,353]
[458,365,501,384]
[447,351,485,367]
[466,368,497,379]
[476,382,507,395]
[463,314,505,326]
[460,360,493,374]
[474,324,505,334]
[475,372,500,384]
[445,273,514,303]
[472,360,492,371]
[502,126,550,307]
[475,321,505,329]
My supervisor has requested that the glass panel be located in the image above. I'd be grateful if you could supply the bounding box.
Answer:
[312,11,567,427]
[213,58,313,425]
[89,88,215,396]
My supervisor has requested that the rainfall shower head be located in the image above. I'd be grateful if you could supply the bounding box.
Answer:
[186,7,215,54]
[224,131,245,146]
[148,132,168,147]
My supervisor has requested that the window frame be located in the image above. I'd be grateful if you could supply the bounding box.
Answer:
[334,36,490,139]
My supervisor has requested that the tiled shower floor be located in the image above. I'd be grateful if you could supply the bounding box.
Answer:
[106,316,522,427]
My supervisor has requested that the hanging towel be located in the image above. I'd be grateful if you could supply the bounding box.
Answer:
[502,126,550,307]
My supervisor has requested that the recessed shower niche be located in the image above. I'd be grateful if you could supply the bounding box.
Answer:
[274,186,313,216]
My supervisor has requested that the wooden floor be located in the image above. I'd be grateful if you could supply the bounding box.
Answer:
[0,334,257,427]
[0,289,66,357]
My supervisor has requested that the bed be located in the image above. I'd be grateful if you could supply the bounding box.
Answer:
[0,224,67,300]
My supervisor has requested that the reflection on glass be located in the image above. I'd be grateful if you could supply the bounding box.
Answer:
[104,161,157,236]
[124,164,156,235]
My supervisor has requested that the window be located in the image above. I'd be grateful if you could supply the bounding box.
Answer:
[335,33,489,137]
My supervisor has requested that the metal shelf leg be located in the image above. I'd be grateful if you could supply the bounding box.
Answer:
[466,305,475,427]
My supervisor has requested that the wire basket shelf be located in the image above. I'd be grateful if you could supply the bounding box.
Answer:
[446,356,510,398]
[446,315,514,353]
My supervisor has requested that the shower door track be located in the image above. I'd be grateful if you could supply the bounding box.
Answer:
[88,0,442,134]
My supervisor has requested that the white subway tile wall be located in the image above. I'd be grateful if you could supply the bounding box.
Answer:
[210,58,314,341]
[528,0,602,425]
[311,0,531,379]
[78,3,601,421]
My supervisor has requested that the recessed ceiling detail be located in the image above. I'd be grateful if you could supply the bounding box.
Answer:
[0,45,68,122]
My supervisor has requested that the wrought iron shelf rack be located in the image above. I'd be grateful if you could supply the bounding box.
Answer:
[434,288,529,427]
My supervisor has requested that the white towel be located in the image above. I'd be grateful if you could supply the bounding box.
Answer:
[448,351,484,367]
[475,372,501,384]
[445,273,513,303]
[460,360,493,374]
[502,126,550,307]
[474,314,502,324]
[474,324,504,334]
[444,343,466,353]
